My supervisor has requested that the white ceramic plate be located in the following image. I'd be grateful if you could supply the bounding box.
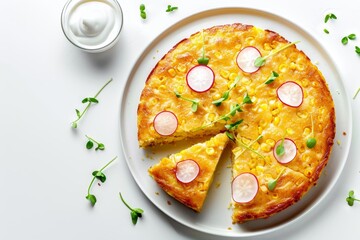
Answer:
[119,7,352,238]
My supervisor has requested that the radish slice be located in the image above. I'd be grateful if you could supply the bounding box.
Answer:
[273,138,297,164]
[176,159,200,183]
[153,111,178,136]
[277,81,304,107]
[186,65,215,93]
[236,46,261,73]
[232,172,259,203]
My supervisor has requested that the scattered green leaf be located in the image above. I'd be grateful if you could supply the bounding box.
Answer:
[342,36,349,45]
[197,30,209,65]
[306,114,317,148]
[324,13,337,23]
[225,119,244,131]
[225,131,235,141]
[323,29,329,34]
[85,135,105,151]
[355,46,360,55]
[71,78,113,129]
[212,76,240,106]
[174,91,199,113]
[276,138,285,156]
[346,190,360,206]
[166,5,178,12]
[119,192,144,225]
[254,41,300,67]
[242,92,253,104]
[140,4,146,19]
[264,71,279,85]
[348,34,356,40]
[268,168,285,191]
[86,156,117,206]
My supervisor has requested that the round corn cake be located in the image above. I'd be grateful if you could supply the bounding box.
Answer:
[137,23,335,223]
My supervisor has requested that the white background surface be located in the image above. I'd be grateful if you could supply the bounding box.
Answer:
[1,0,359,239]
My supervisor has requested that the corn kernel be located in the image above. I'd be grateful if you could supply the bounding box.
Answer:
[235,44,242,50]
[260,185,268,192]
[273,116,280,125]
[299,144,305,153]
[286,128,295,135]
[277,102,283,109]
[296,111,308,119]
[263,43,272,51]
[301,154,309,162]
[260,103,268,111]
[302,78,309,87]
[241,137,250,145]
[158,85,166,91]
[176,64,187,73]
[245,36,255,45]
[241,77,251,85]
[260,143,271,152]
[278,64,287,73]
[252,142,260,150]
[297,63,305,71]
[312,81,318,87]
[259,119,267,128]
[256,166,264,173]
[271,109,280,115]
[266,139,275,147]
[206,147,215,155]
[168,68,176,77]
[258,126,263,134]
[303,127,311,136]
[318,123,323,132]
[304,168,312,177]
[247,87,255,96]
[206,112,216,122]
[176,85,184,94]
[150,98,158,105]
[251,153,258,159]
[220,69,229,79]
[310,98,315,106]
[229,73,237,81]
[272,193,279,199]
[290,62,297,70]
[214,51,222,59]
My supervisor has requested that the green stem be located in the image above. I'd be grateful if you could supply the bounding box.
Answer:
[72,78,113,127]
[275,168,286,181]
[236,135,263,157]
[354,87,360,99]
[85,135,100,145]
[236,137,265,159]
[263,41,301,61]
[119,192,134,211]
[87,156,117,195]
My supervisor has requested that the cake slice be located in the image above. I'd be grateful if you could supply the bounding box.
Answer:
[231,135,312,223]
[148,133,229,212]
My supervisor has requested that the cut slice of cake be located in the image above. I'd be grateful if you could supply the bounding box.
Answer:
[148,133,229,212]
[231,134,312,223]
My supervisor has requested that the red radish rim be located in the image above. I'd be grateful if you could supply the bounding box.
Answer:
[153,111,178,136]
[175,159,200,184]
[273,138,297,164]
[231,172,259,203]
[236,46,261,74]
[276,81,304,108]
[186,65,215,93]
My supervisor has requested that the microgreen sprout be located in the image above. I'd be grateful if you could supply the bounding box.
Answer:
[346,190,360,206]
[119,192,144,225]
[235,135,265,159]
[212,76,240,106]
[140,4,146,19]
[174,91,199,112]
[225,119,243,142]
[86,156,117,206]
[264,71,279,85]
[276,138,285,156]
[342,34,356,45]
[323,29,329,34]
[166,5,178,12]
[306,114,317,148]
[85,135,105,151]
[324,13,337,23]
[197,30,209,65]
[354,87,360,99]
[254,41,300,67]
[268,168,286,191]
[355,46,360,56]
[71,78,113,128]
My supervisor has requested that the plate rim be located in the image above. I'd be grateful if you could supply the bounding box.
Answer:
[119,6,353,238]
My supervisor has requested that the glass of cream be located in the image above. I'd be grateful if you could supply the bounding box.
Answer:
[61,0,123,53]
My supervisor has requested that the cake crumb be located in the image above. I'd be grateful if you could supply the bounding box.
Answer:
[167,200,172,205]
[227,227,232,230]
[343,131,347,136]
[337,140,341,145]
[215,182,221,188]
[155,192,160,195]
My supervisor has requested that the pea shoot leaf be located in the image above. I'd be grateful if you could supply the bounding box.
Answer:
[92,170,107,183]
[86,140,94,149]
[86,194,97,206]
[265,71,279,84]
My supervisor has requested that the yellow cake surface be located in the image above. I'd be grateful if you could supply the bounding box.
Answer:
[138,23,335,223]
